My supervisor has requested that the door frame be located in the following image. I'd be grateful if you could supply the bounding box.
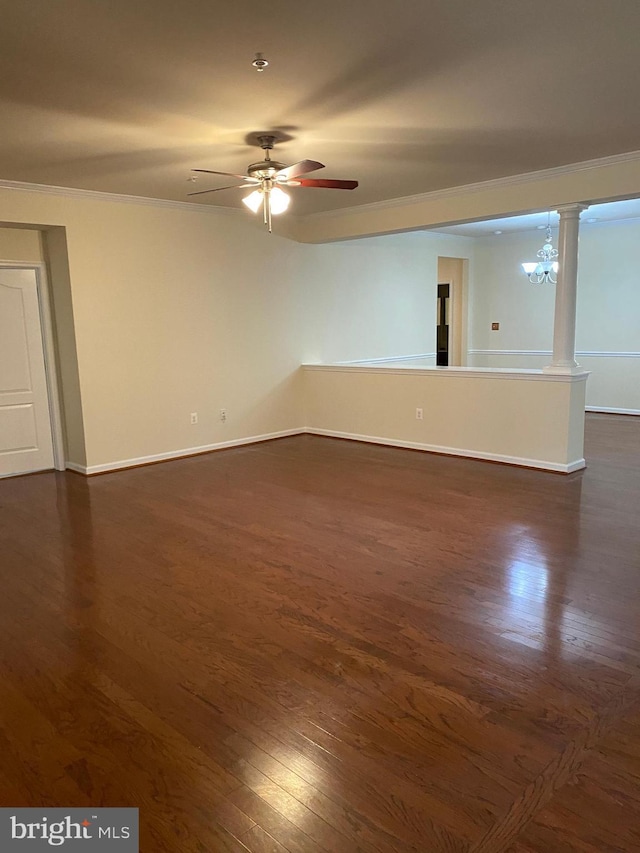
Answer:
[0,260,66,471]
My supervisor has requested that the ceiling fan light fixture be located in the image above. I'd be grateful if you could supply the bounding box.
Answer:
[192,136,357,232]
[242,189,263,213]
[270,187,290,214]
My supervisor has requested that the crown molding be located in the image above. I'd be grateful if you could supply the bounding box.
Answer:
[469,349,640,358]
[301,149,640,222]
[0,177,243,215]
[2,147,640,224]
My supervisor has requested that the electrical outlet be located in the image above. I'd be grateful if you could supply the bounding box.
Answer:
[416,407,423,420]
[220,408,227,423]
[190,412,198,425]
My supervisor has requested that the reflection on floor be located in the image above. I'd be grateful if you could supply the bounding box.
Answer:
[0,413,639,852]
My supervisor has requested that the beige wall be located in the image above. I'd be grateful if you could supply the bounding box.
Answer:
[303,365,587,472]
[0,187,310,469]
[0,188,473,472]
[0,175,600,473]
[0,226,43,262]
[43,227,87,465]
[468,221,640,412]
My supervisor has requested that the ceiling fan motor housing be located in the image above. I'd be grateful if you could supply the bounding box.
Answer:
[247,135,285,178]
[247,160,286,179]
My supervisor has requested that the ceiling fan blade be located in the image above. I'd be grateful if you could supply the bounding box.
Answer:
[192,168,252,181]
[188,184,254,196]
[295,178,358,190]
[277,159,324,180]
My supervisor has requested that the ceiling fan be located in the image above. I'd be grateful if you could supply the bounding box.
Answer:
[189,134,358,232]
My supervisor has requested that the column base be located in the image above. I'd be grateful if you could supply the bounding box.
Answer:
[543,363,587,376]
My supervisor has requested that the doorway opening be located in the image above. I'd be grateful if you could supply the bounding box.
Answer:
[436,256,468,366]
[436,283,450,366]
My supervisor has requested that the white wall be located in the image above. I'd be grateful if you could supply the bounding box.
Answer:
[468,221,640,413]
[301,231,474,364]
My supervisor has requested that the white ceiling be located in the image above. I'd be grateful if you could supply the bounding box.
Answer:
[430,198,640,237]
[1,1,640,216]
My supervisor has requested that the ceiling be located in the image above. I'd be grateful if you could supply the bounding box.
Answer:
[1,0,640,217]
[431,198,640,237]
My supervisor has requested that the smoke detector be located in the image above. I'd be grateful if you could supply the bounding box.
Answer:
[252,53,269,71]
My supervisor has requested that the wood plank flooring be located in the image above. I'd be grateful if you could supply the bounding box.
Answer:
[1,413,639,851]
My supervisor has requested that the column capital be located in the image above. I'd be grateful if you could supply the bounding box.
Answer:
[555,203,589,217]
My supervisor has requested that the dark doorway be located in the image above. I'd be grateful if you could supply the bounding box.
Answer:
[436,282,450,366]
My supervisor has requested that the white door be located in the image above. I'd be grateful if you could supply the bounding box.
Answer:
[0,268,55,476]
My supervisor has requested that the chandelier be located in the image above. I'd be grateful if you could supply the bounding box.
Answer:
[522,216,559,284]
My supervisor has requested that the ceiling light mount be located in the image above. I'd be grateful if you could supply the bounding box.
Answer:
[257,135,276,151]
[252,53,269,71]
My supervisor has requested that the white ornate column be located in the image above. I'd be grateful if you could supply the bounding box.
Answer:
[544,203,588,374]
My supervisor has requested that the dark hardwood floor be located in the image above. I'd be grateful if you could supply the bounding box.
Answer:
[1,413,639,852]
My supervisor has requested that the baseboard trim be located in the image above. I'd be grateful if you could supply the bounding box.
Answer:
[64,425,588,477]
[67,429,306,475]
[305,428,585,473]
[586,406,640,416]
[65,462,88,475]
